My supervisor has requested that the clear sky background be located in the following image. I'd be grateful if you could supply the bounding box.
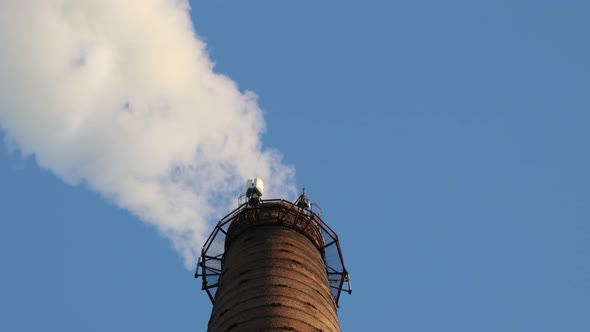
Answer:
[1,1,589,331]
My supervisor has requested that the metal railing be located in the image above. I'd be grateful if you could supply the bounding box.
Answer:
[195,199,351,306]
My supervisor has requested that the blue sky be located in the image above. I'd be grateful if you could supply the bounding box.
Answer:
[1,1,589,331]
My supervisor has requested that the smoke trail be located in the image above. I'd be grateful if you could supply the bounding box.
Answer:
[0,0,295,267]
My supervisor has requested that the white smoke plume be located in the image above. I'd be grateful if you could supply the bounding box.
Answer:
[0,0,296,267]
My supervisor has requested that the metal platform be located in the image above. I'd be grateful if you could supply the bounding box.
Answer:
[195,199,352,306]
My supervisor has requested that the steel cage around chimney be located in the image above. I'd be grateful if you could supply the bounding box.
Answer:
[195,199,351,306]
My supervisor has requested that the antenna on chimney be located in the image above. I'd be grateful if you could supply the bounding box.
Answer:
[295,187,311,210]
[245,178,264,205]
